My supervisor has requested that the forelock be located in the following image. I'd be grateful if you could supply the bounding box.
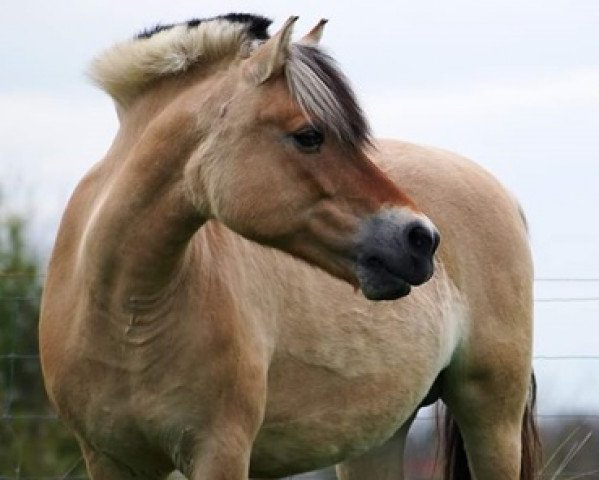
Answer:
[286,44,371,149]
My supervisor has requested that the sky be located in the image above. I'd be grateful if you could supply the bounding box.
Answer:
[1,1,598,416]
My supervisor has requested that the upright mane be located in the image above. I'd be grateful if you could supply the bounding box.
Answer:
[89,13,370,148]
[88,14,271,106]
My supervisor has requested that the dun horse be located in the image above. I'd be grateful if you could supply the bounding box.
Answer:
[40,14,540,479]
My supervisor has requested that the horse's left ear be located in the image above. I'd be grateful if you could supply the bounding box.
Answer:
[243,15,298,85]
[299,19,328,45]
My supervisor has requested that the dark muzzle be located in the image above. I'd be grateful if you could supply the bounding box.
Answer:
[356,212,440,301]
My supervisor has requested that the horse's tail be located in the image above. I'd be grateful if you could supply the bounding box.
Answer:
[520,373,543,480]
[440,405,469,480]
[440,372,542,480]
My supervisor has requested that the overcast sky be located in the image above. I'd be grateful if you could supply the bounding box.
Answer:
[1,1,598,415]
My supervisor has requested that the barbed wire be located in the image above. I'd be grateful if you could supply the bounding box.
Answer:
[0,273,43,278]
[3,295,599,303]
[536,278,599,282]
[414,414,599,422]
[4,274,599,303]
[0,477,88,480]
[3,413,598,422]
[3,353,599,361]
[534,355,599,360]
[536,296,599,303]
[40,273,599,282]
[3,272,599,281]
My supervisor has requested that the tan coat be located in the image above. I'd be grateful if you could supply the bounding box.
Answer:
[40,16,536,480]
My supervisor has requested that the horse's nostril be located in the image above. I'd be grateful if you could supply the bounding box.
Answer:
[407,225,436,256]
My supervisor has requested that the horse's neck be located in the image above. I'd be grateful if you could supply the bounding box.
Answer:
[80,97,204,310]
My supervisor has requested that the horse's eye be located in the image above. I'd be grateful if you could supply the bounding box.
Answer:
[291,127,324,153]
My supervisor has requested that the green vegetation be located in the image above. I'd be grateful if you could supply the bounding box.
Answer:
[0,207,86,478]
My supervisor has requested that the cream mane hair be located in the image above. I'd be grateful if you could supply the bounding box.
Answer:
[88,15,269,106]
[89,13,370,147]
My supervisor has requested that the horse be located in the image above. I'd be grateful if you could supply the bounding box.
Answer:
[39,13,540,480]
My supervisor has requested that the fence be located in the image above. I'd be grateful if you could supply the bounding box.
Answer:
[2,274,599,479]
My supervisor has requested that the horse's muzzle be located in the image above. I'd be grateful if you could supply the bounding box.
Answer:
[356,210,440,301]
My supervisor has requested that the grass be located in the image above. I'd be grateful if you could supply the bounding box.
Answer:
[542,427,596,480]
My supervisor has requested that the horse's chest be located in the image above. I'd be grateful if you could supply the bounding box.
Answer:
[251,306,450,475]
[252,363,426,476]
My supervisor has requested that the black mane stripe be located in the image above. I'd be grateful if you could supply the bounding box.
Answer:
[136,13,272,40]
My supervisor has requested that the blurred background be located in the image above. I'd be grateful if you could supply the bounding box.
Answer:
[1,0,598,478]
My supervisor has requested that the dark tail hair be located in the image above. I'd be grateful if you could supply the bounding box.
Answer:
[441,373,542,480]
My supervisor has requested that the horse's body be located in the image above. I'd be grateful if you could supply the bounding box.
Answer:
[40,14,538,479]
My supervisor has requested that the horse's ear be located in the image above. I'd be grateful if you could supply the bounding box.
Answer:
[299,19,328,45]
[243,15,298,85]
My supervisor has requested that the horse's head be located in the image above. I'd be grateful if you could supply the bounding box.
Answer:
[184,17,439,300]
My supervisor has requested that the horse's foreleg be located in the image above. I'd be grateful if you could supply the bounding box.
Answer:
[335,417,414,480]
[185,372,267,480]
[188,431,254,480]
[179,395,267,480]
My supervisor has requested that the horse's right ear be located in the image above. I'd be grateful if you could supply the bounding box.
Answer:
[243,16,298,85]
